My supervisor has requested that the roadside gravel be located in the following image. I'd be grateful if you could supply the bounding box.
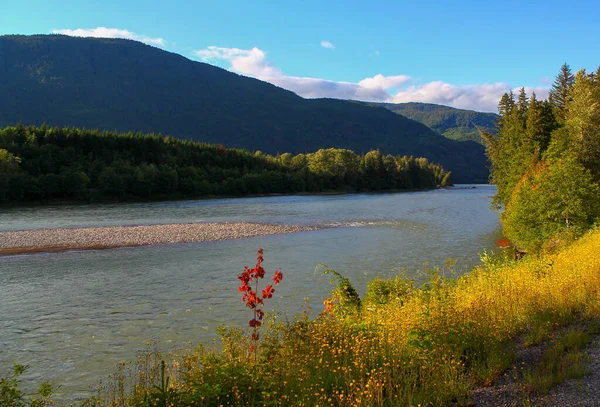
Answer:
[473,321,600,407]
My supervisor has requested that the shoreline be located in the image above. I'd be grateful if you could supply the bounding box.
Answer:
[0,186,452,209]
[0,222,319,256]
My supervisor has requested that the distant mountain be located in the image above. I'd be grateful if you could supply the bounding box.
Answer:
[374,102,499,144]
[0,35,489,182]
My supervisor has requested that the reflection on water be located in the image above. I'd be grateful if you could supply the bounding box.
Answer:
[0,186,501,401]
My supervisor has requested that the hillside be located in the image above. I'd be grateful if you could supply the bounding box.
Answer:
[0,35,488,182]
[374,102,499,144]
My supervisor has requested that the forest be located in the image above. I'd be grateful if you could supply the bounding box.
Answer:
[0,125,451,204]
[483,63,600,251]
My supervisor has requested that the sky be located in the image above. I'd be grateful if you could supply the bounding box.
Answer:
[2,0,599,112]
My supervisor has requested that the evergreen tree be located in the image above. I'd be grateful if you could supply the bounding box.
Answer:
[516,87,529,125]
[526,92,543,157]
[549,63,575,122]
[497,92,515,123]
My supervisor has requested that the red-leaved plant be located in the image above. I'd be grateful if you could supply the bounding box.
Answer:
[238,248,283,351]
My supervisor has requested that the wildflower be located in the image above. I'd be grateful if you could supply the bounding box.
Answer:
[238,248,282,350]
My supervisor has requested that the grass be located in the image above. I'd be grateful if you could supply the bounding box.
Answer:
[77,227,600,407]
[523,321,600,395]
[5,228,600,406]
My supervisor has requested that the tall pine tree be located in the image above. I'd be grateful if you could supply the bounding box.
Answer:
[549,63,575,122]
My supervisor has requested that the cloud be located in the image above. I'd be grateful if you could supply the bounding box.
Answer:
[320,40,335,50]
[194,46,280,78]
[392,82,509,112]
[358,74,411,90]
[51,27,167,48]
[392,82,549,112]
[193,45,404,101]
[193,45,548,112]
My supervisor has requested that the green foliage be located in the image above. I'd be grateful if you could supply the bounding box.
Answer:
[564,69,600,180]
[0,364,55,407]
[502,156,600,251]
[0,125,451,204]
[549,63,575,122]
[0,35,488,183]
[485,63,600,251]
[364,275,415,307]
[318,266,362,317]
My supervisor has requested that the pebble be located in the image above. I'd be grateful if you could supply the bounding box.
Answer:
[0,222,319,255]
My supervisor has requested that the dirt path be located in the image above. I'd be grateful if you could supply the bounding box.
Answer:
[472,321,600,407]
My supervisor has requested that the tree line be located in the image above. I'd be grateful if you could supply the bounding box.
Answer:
[0,125,451,204]
[483,63,600,251]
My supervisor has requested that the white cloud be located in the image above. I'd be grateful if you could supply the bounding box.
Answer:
[358,74,411,90]
[320,40,335,50]
[193,45,404,101]
[51,27,167,48]
[195,46,279,78]
[392,82,509,112]
[392,82,550,112]
[193,45,548,112]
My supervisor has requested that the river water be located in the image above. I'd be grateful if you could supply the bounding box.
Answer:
[0,186,501,401]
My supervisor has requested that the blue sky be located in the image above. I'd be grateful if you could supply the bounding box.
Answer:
[2,0,599,112]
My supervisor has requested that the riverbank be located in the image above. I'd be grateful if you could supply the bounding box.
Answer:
[0,186,446,209]
[0,222,319,256]
[82,226,600,407]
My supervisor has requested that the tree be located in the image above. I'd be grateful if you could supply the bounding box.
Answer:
[60,169,90,199]
[516,87,529,125]
[0,149,22,202]
[549,63,575,122]
[360,150,386,190]
[503,156,600,251]
[564,69,600,179]
[497,91,515,121]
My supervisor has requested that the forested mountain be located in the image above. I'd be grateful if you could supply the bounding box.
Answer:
[373,102,499,144]
[0,35,487,182]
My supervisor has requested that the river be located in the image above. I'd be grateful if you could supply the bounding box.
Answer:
[0,186,501,401]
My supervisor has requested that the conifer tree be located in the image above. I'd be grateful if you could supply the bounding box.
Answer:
[498,92,514,118]
[516,87,529,125]
[526,92,543,155]
[549,63,575,122]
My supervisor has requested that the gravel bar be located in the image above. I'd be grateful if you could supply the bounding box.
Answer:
[0,222,319,256]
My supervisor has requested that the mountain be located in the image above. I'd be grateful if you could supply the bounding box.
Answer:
[374,102,499,144]
[0,35,489,182]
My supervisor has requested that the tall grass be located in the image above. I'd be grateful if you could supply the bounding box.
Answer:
[76,228,600,405]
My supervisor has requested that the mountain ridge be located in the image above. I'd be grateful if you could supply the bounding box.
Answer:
[0,34,489,182]
[372,102,499,144]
